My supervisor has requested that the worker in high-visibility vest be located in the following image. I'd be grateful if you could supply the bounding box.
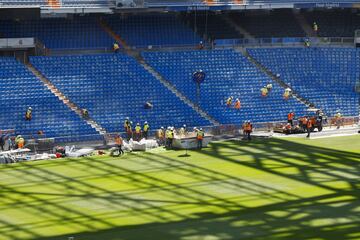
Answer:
[261,87,268,97]
[287,111,295,126]
[244,121,253,140]
[178,124,187,137]
[196,128,205,149]
[124,117,130,132]
[15,135,25,149]
[166,127,174,148]
[113,42,120,53]
[313,22,318,33]
[226,96,233,107]
[158,127,165,145]
[25,107,32,121]
[143,121,150,139]
[135,123,141,141]
[306,117,313,138]
[114,135,124,155]
[126,121,133,141]
[234,98,241,110]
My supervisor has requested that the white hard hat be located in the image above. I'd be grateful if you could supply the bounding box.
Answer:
[144,121,148,124]
[28,107,32,110]
[183,124,186,128]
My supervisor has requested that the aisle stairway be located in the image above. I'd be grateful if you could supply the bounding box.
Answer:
[27,63,107,136]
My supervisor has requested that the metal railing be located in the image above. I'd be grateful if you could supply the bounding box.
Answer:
[214,37,355,48]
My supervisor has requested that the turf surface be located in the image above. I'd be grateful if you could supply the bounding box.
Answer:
[0,135,359,240]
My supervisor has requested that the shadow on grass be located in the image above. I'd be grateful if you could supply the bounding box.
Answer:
[0,138,359,240]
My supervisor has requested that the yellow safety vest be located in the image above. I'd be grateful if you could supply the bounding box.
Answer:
[197,131,204,140]
[143,124,149,132]
[135,126,141,133]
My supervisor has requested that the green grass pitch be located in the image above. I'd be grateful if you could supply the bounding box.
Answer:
[0,135,359,240]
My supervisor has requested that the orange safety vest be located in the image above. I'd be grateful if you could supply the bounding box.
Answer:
[197,131,204,140]
[307,120,313,128]
[235,101,241,109]
[287,113,294,120]
[245,123,252,131]
[115,136,123,145]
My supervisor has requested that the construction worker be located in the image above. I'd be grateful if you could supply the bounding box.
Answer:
[302,117,308,132]
[198,41,204,50]
[306,117,313,138]
[114,134,124,155]
[266,83,273,91]
[234,98,241,110]
[178,124,187,137]
[283,88,291,100]
[166,127,174,148]
[196,128,205,149]
[158,127,165,145]
[113,42,120,53]
[165,127,171,148]
[25,107,32,121]
[304,38,310,47]
[287,111,295,126]
[226,96,233,107]
[82,108,89,119]
[313,22,318,33]
[284,123,292,134]
[126,121,133,141]
[143,121,150,139]
[124,117,130,132]
[15,135,25,149]
[335,111,342,129]
[170,127,175,148]
[135,123,142,141]
[261,87,268,97]
[244,121,253,140]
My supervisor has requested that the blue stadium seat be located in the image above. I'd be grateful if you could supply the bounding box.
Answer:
[0,57,99,142]
[0,17,113,50]
[105,14,201,47]
[30,53,210,132]
[248,47,359,117]
[142,49,308,124]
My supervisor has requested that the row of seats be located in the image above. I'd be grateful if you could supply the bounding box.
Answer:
[30,53,210,133]
[0,17,113,49]
[0,57,99,142]
[142,49,308,124]
[105,14,201,47]
[248,47,359,117]
[0,9,357,51]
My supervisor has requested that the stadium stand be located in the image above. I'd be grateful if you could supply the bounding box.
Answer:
[303,9,360,37]
[229,10,305,38]
[248,47,359,117]
[0,17,113,49]
[30,53,211,132]
[184,12,243,40]
[104,14,201,47]
[142,49,308,124]
[0,57,98,142]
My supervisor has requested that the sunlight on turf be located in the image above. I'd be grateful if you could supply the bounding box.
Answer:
[0,136,359,239]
